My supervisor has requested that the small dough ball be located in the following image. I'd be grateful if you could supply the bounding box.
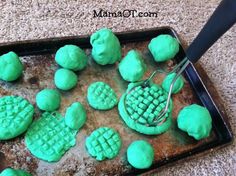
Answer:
[148,34,179,62]
[65,102,86,130]
[177,104,212,140]
[162,72,184,94]
[54,68,78,90]
[36,89,61,112]
[90,28,121,65]
[118,50,146,82]
[127,140,154,169]
[0,51,23,81]
[55,45,88,71]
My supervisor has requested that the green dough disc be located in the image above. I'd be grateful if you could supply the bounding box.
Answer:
[65,102,86,130]
[55,45,88,71]
[36,89,61,112]
[118,50,146,82]
[90,28,121,65]
[25,112,77,162]
[148,34,179,62]
[54,68,78,90]
[0,51,23,81]
[0,168,31,176]
[118,82,173,135]
[87,82,118,110]
[127,140,154,169]
[177,104,212,140]
[162,72,184,94]
[0,96,34,140]
[85,127,121,161]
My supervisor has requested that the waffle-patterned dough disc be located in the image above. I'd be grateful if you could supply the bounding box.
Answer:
[0,96,34,140]
[118,82,173,135]
[25,112,77,162]
[87,82,118,110]
[85,127,121,161]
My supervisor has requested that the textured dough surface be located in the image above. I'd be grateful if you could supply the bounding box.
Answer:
[127,140,154,169]
[25,112,77,162]
[85,127,121,161]
[0,96,34,140]
[118,82,172,135]
[87,81,118,110]
[65,102,86,130]
[54,68,78,90]
[55,45,88,71]
[118,50,146,82]
[177,104,212,140]
[148,34,179,62]
[0,168,31,176]
[90,28,121,65]
[36,89,61,112]
[0,51,23,81]
[162,72,184,94]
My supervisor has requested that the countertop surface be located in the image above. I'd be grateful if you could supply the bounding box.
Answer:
[0,0,235,175]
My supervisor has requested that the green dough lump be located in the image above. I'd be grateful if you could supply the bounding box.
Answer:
[118,82,173,135]
[118,50,146,82]
[148,34,179,62]
[0,96,34,140]
[36,89,61,112]
[0,51,23,81]
[87,82,118,110]
[0,168,31,176]
[25,112,78,162]
[55,45,88,71]
[177,104,212,140]
[90,28,121,65]
[127,140,154,169]
[54,68,78,90]
[162,72,184,94]
[65,102,86,130]
[85,127,121,161]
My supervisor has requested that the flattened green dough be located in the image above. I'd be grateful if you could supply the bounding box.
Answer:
[87,82,118,110]
[177,104,212,140]
[127,140,154,169]
[90,28,121,65]
[0,96,34,140]
[36,89,61,112]
[85,127,121,161]
[0,168,31,176]
[118,82,173,135]
[55,45,88,71]
[25,112,77,162]
[54,68,78,90]
[118,50,146,82]
[0,51,23,81]
[162,72,184,94]
[148,34,179,62]
[65,102,86,130]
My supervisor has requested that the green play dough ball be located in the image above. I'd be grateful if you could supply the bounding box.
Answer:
[0,51,23,81]
[90,28,121,65]
[55,45,88,71]
[148,34,179,62]
[127,140,154,169]
[177,104,212,140]
[118,50,146,82]
[36,89,61,111]
[87,81,118,110]
[65,102,86,130]
[0,96,34,140]
[54,68,78,90]
[0,168,31,176]
[162,72,184,94]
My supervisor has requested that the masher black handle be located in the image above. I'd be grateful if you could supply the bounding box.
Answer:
[186,0,236,63]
